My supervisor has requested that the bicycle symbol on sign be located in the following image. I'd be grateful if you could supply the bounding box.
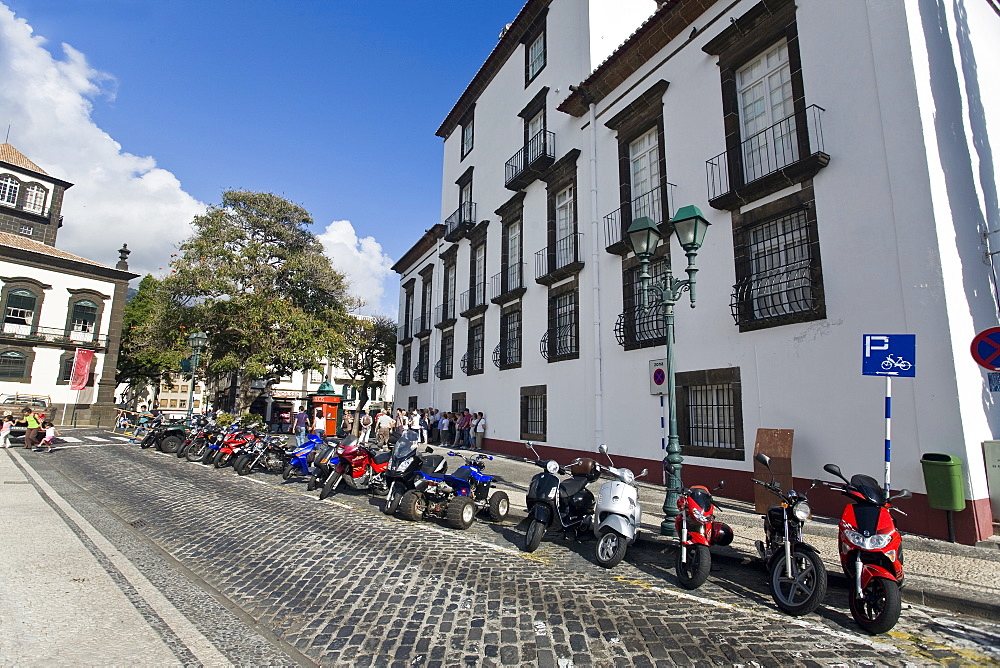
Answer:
[881,354,912,371]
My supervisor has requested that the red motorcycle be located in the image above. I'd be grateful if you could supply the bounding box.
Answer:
[820,463,911,634]
[319,438,391,499]
[672,477,733,589]
[214,428,262,468]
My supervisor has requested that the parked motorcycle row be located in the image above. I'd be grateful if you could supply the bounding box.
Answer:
[134,417,911,635]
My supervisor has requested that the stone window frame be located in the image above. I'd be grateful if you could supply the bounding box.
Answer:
[0,345,34,383]
[401,278,415,342]
[465,315,486,376]
[451,392,467,414]
[540,149,582,282]
[460,104,475,160]
[56,349,98,386]
[438,329,454,380]
[495,191,527,303]
[0,173,51,217]
[545,278,579,363]
[731,184,825,331]
[498,302,522,371]
[522,10,547,87]
[519,86,549,146]
[676,367,744,461]
[0,277,51,335]
[520,384,547,441]
[416,338,431,384]
[63,288,110,343]
[619,244,671,351]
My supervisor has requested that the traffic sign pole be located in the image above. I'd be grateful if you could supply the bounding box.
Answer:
[863,334,915,497]
[885,376,891,497]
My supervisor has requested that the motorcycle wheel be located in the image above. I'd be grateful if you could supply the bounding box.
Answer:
[595,530,630,569]
[159,435,182,453]
[140,434,155,449]
[306,475,320,491]
[201,448,216,465]
[769,549,827,616]
[176,442,191,458]
[235,456,254,476]
[282,464,296,480]
[849,576,902,634]
[524,519,546,552]
[446,497,476,530]
[186,444,206,462]
[399,490,427,522]
[675,543,711,590]
[488,491,509,522]
[383,483,403,515]
[214,451,232,469]
[319,471,342,500]
[231,454,246,473]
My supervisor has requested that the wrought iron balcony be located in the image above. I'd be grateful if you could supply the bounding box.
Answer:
[504,130,555,191]
[614,304,667,348]
[396,322,411,343]
[539,325,578,361]
[434,356,453,379]
[492,338,521,368]
[534,232,584,285]
[0,324,107,348]
[602,183,676,254]
[706,105,828,210]
[435,300,456,328]
[490,263,525,304]
[414,360,429,384]
[460,282,488,317]
[461,347,484,375]
[396,367,410,386]
[731,258,821,330]
[411,314,432,338]
[444,202,477,241]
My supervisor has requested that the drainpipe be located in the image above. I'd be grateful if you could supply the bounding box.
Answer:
[587,96,605,448]
[430,234,443,410]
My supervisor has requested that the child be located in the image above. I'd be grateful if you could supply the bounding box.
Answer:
[38,420,58,453]
[0,414,13,448]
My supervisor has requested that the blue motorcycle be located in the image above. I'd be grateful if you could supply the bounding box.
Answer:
[282,433,324,480]
[398,451,509,529]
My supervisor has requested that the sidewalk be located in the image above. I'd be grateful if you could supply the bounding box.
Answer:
[0,448,230,666]
[476,447,1000,623]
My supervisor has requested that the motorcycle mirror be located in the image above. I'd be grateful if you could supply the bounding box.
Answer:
[638,468,648,478]
[716,480,726,491]
[424,446,434,453]
[754,452,771,468]
[598,443,608,454]
[823,463,848,482]
[891,489,912,500]
[809,479,819,490]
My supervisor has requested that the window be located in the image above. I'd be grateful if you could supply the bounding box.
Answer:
[526,30,546,84]
[617,255,668,348]
[459,179,474,223]
[629,128,662,222]
[543,285,578,361]
[71,300,98,333]
[420,275,433,333]
[23,184,46,214]
[677,367,743,461]
[169,399,178,408]
[443,261,457,321]
[181,385,189,393]
[194,399,200,408]
[504,218,522,293]
[466,319,484,375]
[472,243,486,306]
[0,350,27,380]
[0,175,18,206]
[520,385,546,441]
[731,188,824,331]
[416,339,430,383]
[179,399,187,409]
[310,370,324,383]
[461,115,474,158]
[60,356,74,382]
[19,225,33,236]
[402,283,414,340]
[498,308,521,369]
[3,289,36,334]
[554,185,575,268]
[159,399,168,408]
[737,41,795,183]
[398,347,411,386]
[438,332,454,379]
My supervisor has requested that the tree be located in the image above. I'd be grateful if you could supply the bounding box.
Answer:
[336,315,397,412]
[163,190,357,413]
[116,275,187,405]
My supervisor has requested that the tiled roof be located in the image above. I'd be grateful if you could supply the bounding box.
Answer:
[0,231,110,269]
[0,143,48,175]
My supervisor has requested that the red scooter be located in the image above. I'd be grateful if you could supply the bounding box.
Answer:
[319,438,391,499]
[820,463,911,634]
[671,475,733,589]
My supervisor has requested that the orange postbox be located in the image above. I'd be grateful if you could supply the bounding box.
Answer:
[310,394,342,430]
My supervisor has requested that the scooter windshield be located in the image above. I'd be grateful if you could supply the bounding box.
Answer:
[393,438,417,460]
[849,474,886,506]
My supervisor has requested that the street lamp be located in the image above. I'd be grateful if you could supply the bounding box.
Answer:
[186,331,208,418]
[626,206,710,536]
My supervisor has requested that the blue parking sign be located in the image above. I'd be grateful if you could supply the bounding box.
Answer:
[862,335,916,377]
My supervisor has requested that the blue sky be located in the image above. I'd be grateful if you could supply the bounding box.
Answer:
[0,0,526,314]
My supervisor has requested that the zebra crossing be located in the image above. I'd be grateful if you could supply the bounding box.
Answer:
[51,434,133,448]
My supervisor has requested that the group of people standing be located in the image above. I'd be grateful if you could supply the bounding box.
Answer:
[334,406,487,450]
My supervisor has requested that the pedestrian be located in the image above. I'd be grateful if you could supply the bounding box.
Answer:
[293,406,311,447]
[376,409,394,446]
[409,410,421,440]
[280,410,291,433]
[438,412,450,448]
[341,411,355,438]
[0,414,13,448]
[394,409,407,439]
[417,409,429,444]
[37,420,58,453]
[457,409,472,448]
[313,409,327,439]
[474,412,486,451]
[447,412,458,446]
[359,410,373,444]
[20,407,42,450]
[429,408,440,444]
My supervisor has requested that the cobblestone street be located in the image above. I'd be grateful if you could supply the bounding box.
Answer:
[5,434,1000,666]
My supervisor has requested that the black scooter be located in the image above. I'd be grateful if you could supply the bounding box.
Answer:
[139,416,188,453]
[522,442,602,552]
[382,432,446,515]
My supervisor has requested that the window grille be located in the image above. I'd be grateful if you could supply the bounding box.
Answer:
[0,350,27,379]
[71,300,98,333]
[686,383,736,450]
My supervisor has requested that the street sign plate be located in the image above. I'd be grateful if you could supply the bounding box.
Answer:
[971,327,1000,371]
[649,359,667,395]
[862,334,916,377]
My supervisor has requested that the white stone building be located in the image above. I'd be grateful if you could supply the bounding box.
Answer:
[393,0,1000,543]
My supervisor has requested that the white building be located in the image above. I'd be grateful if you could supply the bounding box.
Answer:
[394,0,1000,543]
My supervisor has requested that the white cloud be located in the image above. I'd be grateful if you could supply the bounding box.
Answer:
[0,4,205,276]
[316,219,396,317]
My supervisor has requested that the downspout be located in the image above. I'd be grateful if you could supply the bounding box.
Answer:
[430,234,444,410]
[587,96,605,448]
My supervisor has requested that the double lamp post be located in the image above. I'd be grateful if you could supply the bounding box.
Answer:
[625,206,711,536]
[185,330,208,418]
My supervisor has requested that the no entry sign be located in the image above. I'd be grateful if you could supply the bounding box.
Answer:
[971,327,1000,371]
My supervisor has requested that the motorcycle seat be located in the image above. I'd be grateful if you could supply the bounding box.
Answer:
[561,475,590,497]
[449,467,473,481]
[373,452,392,465]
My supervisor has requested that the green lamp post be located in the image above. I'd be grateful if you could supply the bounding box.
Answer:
[626,206,710,536]
[186,331,208,418]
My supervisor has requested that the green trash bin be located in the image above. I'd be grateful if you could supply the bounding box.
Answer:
[919,453,966,511]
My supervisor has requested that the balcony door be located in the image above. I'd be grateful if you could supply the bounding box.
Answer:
[506,219,521,291]
[460,180,473,223]
[555,186,574,268]
[527,111,544,163]
[473,243,487,306]
[737,41,795,183]
[629,128,661,222]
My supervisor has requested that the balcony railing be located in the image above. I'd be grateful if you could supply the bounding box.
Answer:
[0,201,52,218]
[489,263,524,302]
[0,324,107,347]
[434,356,453,379]
[396,322,411,343]
[505,130,556,191]
[539,325,578,361]
[603,182,676,252]
[411,314,431,338]
[444,202,477,241]
[613,304,667,347]
[460,282,488,315]
[534,232,584,284]
[435,299,456,326]
[706,105,827,207]
[492,338,521,368]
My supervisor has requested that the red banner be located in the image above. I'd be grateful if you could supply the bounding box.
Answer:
[70,349,95,390]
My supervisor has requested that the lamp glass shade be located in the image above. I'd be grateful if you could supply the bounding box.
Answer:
[189,331,208,350]
[670,205,710,251]
[626,216,662,257]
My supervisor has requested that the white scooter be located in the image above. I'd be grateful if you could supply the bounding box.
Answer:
[592,443,647,568]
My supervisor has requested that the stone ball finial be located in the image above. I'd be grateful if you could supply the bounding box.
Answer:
[116,243,132,271]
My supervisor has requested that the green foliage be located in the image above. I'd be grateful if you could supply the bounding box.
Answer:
[214,412,236,428]
[117,274,186,386]
[162,190,357,413]
[239,412,266,430]
[337,315,397,411]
